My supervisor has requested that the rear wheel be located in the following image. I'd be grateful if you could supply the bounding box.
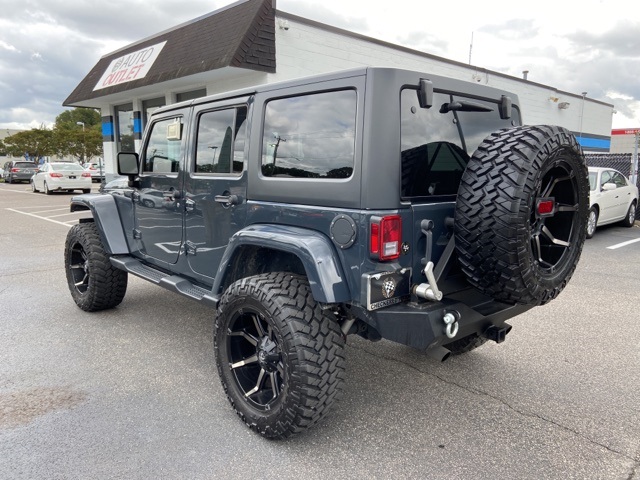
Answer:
[455,125,589,306]
[621,201,637,228]
[214,272,345,439]
[31,181,38,193]
[82,189,91,194]
[65,222,128,311]
[586,207,598,238]
[44,181,51,195]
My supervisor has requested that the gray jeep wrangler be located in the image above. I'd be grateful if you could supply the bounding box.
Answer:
[65,67,589,439]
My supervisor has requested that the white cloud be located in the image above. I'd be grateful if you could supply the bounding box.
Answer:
[0,0,639,130]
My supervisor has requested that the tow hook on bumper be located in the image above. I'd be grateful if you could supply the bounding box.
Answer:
[482,323,512,344]
[443,312,459,339]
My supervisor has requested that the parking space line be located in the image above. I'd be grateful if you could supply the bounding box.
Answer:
[607,237,640,250]
[29,207,72,214]
[5,208,74,228]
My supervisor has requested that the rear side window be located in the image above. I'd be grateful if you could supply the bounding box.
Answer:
[261,89,356,179]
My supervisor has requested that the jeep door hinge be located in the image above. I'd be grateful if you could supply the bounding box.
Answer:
[133,228,142,240]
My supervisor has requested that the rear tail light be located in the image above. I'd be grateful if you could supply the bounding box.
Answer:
[81,172,91,178]
[370,215,402,261]
[11,168,19,172]
[49,173,63,178]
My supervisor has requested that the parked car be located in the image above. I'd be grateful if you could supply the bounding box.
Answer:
[586,166,639,238]
[83,162,105,182]
[31,162,92,194]
[3,160,38,184]
[100,176,131,197]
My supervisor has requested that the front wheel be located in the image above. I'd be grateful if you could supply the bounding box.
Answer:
[64,222,128,311]
[214,273,346,439]
[621,202,637,228]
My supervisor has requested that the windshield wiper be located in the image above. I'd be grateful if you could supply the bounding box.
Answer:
[439,101,493,113]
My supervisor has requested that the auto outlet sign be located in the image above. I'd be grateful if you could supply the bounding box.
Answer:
[94,41,166,91]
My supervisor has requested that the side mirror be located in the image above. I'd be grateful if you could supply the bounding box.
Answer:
[118,152,139,176]
[602,183,617,191]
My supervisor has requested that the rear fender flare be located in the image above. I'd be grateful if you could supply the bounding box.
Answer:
[214,225,351,304]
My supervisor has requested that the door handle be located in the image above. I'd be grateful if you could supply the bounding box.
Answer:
[214,194,239,207]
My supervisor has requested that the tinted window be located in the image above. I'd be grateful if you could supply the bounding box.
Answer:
[194,107,246,175]
[262,90,356,179]
[401,89,520,197]
[611,171,627,187]
[143,117,183,173]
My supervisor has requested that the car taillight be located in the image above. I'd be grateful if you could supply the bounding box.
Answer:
[370,215,402,261]
[81,172,91,178]
[49,172,63,178]
[11,168,19,172]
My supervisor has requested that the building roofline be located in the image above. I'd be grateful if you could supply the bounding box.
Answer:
[275,9,613,108]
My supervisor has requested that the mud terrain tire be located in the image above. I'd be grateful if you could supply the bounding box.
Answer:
[214,273,346,439]
[455,125,589,306]
[65,222,128,311]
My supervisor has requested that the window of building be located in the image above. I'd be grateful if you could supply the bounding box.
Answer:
[261,90,356,179]
[143,117,183,173]
[142,97,166,127]
[114,103,134,152]
[176,88,207,103]
[194,107,247,174]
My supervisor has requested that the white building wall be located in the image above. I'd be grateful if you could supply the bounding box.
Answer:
[273,15,613,139]
[98,11,615,174]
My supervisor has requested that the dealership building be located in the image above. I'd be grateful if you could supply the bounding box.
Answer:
[64,0,617,176]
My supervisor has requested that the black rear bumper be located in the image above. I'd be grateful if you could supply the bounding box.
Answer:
[353,291,532,352]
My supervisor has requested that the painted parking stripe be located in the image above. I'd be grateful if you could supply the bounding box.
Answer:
[607,237,640,250]
[6,208,76,228]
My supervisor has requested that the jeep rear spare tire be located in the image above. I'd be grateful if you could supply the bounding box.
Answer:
[454,125,589,306]
[214,272,346,439]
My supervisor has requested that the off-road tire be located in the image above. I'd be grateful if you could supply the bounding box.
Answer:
[214,272,346,439]
[65,222,128,311]
[621,201,637,228]
[455,125,589,306]
[586,207,598,239]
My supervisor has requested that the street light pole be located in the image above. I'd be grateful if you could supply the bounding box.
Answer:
[76,121,85,163]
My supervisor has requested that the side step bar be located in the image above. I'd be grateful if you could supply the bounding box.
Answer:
[110,256,219,308]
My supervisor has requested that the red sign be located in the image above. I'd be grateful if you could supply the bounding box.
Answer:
[611,128,640,135]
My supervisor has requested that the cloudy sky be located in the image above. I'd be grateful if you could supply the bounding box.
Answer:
[1,0,639,131]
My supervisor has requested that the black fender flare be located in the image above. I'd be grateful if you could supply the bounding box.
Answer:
[69,194,129,255]
[213,224,351,304]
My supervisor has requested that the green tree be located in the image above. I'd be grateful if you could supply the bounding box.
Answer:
[2,128,56,161]
[54,108,103,162]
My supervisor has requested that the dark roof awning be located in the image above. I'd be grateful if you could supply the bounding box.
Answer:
[64,0,275,106]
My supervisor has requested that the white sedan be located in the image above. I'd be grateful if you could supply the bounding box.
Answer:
[31,162,92,195]
[587,166,638,238]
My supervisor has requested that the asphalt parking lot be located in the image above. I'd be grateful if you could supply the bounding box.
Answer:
[1,181,639,480]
